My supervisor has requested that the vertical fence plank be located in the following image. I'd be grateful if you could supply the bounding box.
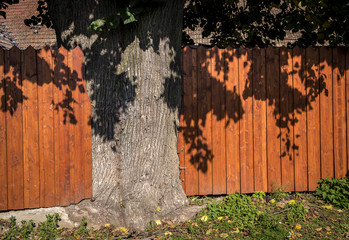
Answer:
[197,46,213,195]
[72,47,89,202]
[280,48,295,192]
[266,47,281,192]
[6,47,24,210]
[178,49,186,192]
[38,47,55,207]
[0,48,7,210]
[53,49,60,205]
[347,49,349,176]
[77,47,92,200]
[22,47,40,208]
[211,47,226,194]
[239,48,254,193]
[253,47,267,192]
[178,102,186,192]
[54,47,71,205]
[319,48,334,179]
[226,47,241,194]
[333,48,347,179]
[182,47,197,195]
[293,47,308,192]
[306,47,321,191]
[191,47,199,195]
[68,50,77,204]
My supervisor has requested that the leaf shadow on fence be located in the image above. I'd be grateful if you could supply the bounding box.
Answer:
[179,45,346,181]
[0,46,87,125]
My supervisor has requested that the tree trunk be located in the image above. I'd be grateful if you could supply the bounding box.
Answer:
[47,0,187,229]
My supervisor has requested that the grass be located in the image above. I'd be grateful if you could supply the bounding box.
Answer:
[1,192,348,239]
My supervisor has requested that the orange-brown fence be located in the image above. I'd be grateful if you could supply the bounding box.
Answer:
[178,46,349,196]
[0,46,92,211]
[1,45,348,209]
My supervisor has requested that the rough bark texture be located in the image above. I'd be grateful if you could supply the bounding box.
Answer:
[47,0,187,229]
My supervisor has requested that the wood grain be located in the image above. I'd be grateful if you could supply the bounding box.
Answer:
[266,47,281,192]
[239,48,254,193]
[0,48,7,210]
[226,47,241,194]
[197,46,213,195]
[6,47,24,210]
[252,47,267,192]
[319,48,334,179]
[333,48,347,179]
[211,47,226,194]
[53,47,71,205]
[306,47,321,191]
[38,47,55,207]
[280,48,295,192]
[22,47,40,208]
[182,47,198,195]
[292,47,308,192]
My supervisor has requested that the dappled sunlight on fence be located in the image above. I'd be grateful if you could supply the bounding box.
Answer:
[0,46,92,211]
[178,46,348,196]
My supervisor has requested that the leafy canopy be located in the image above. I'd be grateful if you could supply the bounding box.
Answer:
[2,0,349,47]
[88,0,349,46]
[183,0,349,47]
[89,0,166,32]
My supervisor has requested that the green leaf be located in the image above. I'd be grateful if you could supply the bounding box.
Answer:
[89,19,105,32]
[121,7,138,25]
[105,13,121,29]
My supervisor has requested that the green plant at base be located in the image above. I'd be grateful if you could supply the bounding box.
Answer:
[204,193,259,229]
[76,216,89,237]
[286,201,308,224]
[3,216,20,239]
[251,212,290,239]
[19,220,35,239]
[315,177,349,209]
[2,217,35,240]
[37,213,61,240]
[252,191,266,200]
[271,185,290,201]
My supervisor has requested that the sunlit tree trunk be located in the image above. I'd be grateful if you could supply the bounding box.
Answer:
[48,0,187,229]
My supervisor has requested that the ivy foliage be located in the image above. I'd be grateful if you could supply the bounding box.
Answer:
[315,177,349,209]
[183,0,349,47]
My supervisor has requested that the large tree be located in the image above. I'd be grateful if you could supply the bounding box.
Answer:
[43,0,188,230]
[2,0,348,230]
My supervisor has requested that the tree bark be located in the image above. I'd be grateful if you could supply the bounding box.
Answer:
[47,0,187,229]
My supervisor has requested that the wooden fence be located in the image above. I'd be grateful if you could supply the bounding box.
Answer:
[178,46,349,196]
[1,45,348,210]
[0,46,92,211]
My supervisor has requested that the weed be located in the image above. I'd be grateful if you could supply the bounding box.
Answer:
[188,196,213,206]
[3,216,20,239]
[252,191,266,200]
[2,217,35,240]
[315,177,349,209]
[204,193,259,228]
[250,212,289,239]
[271,185,290,201]
[286,200,308,224]
[19,220,35,239]
[76,216,89,237]
[37,213,61,240]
